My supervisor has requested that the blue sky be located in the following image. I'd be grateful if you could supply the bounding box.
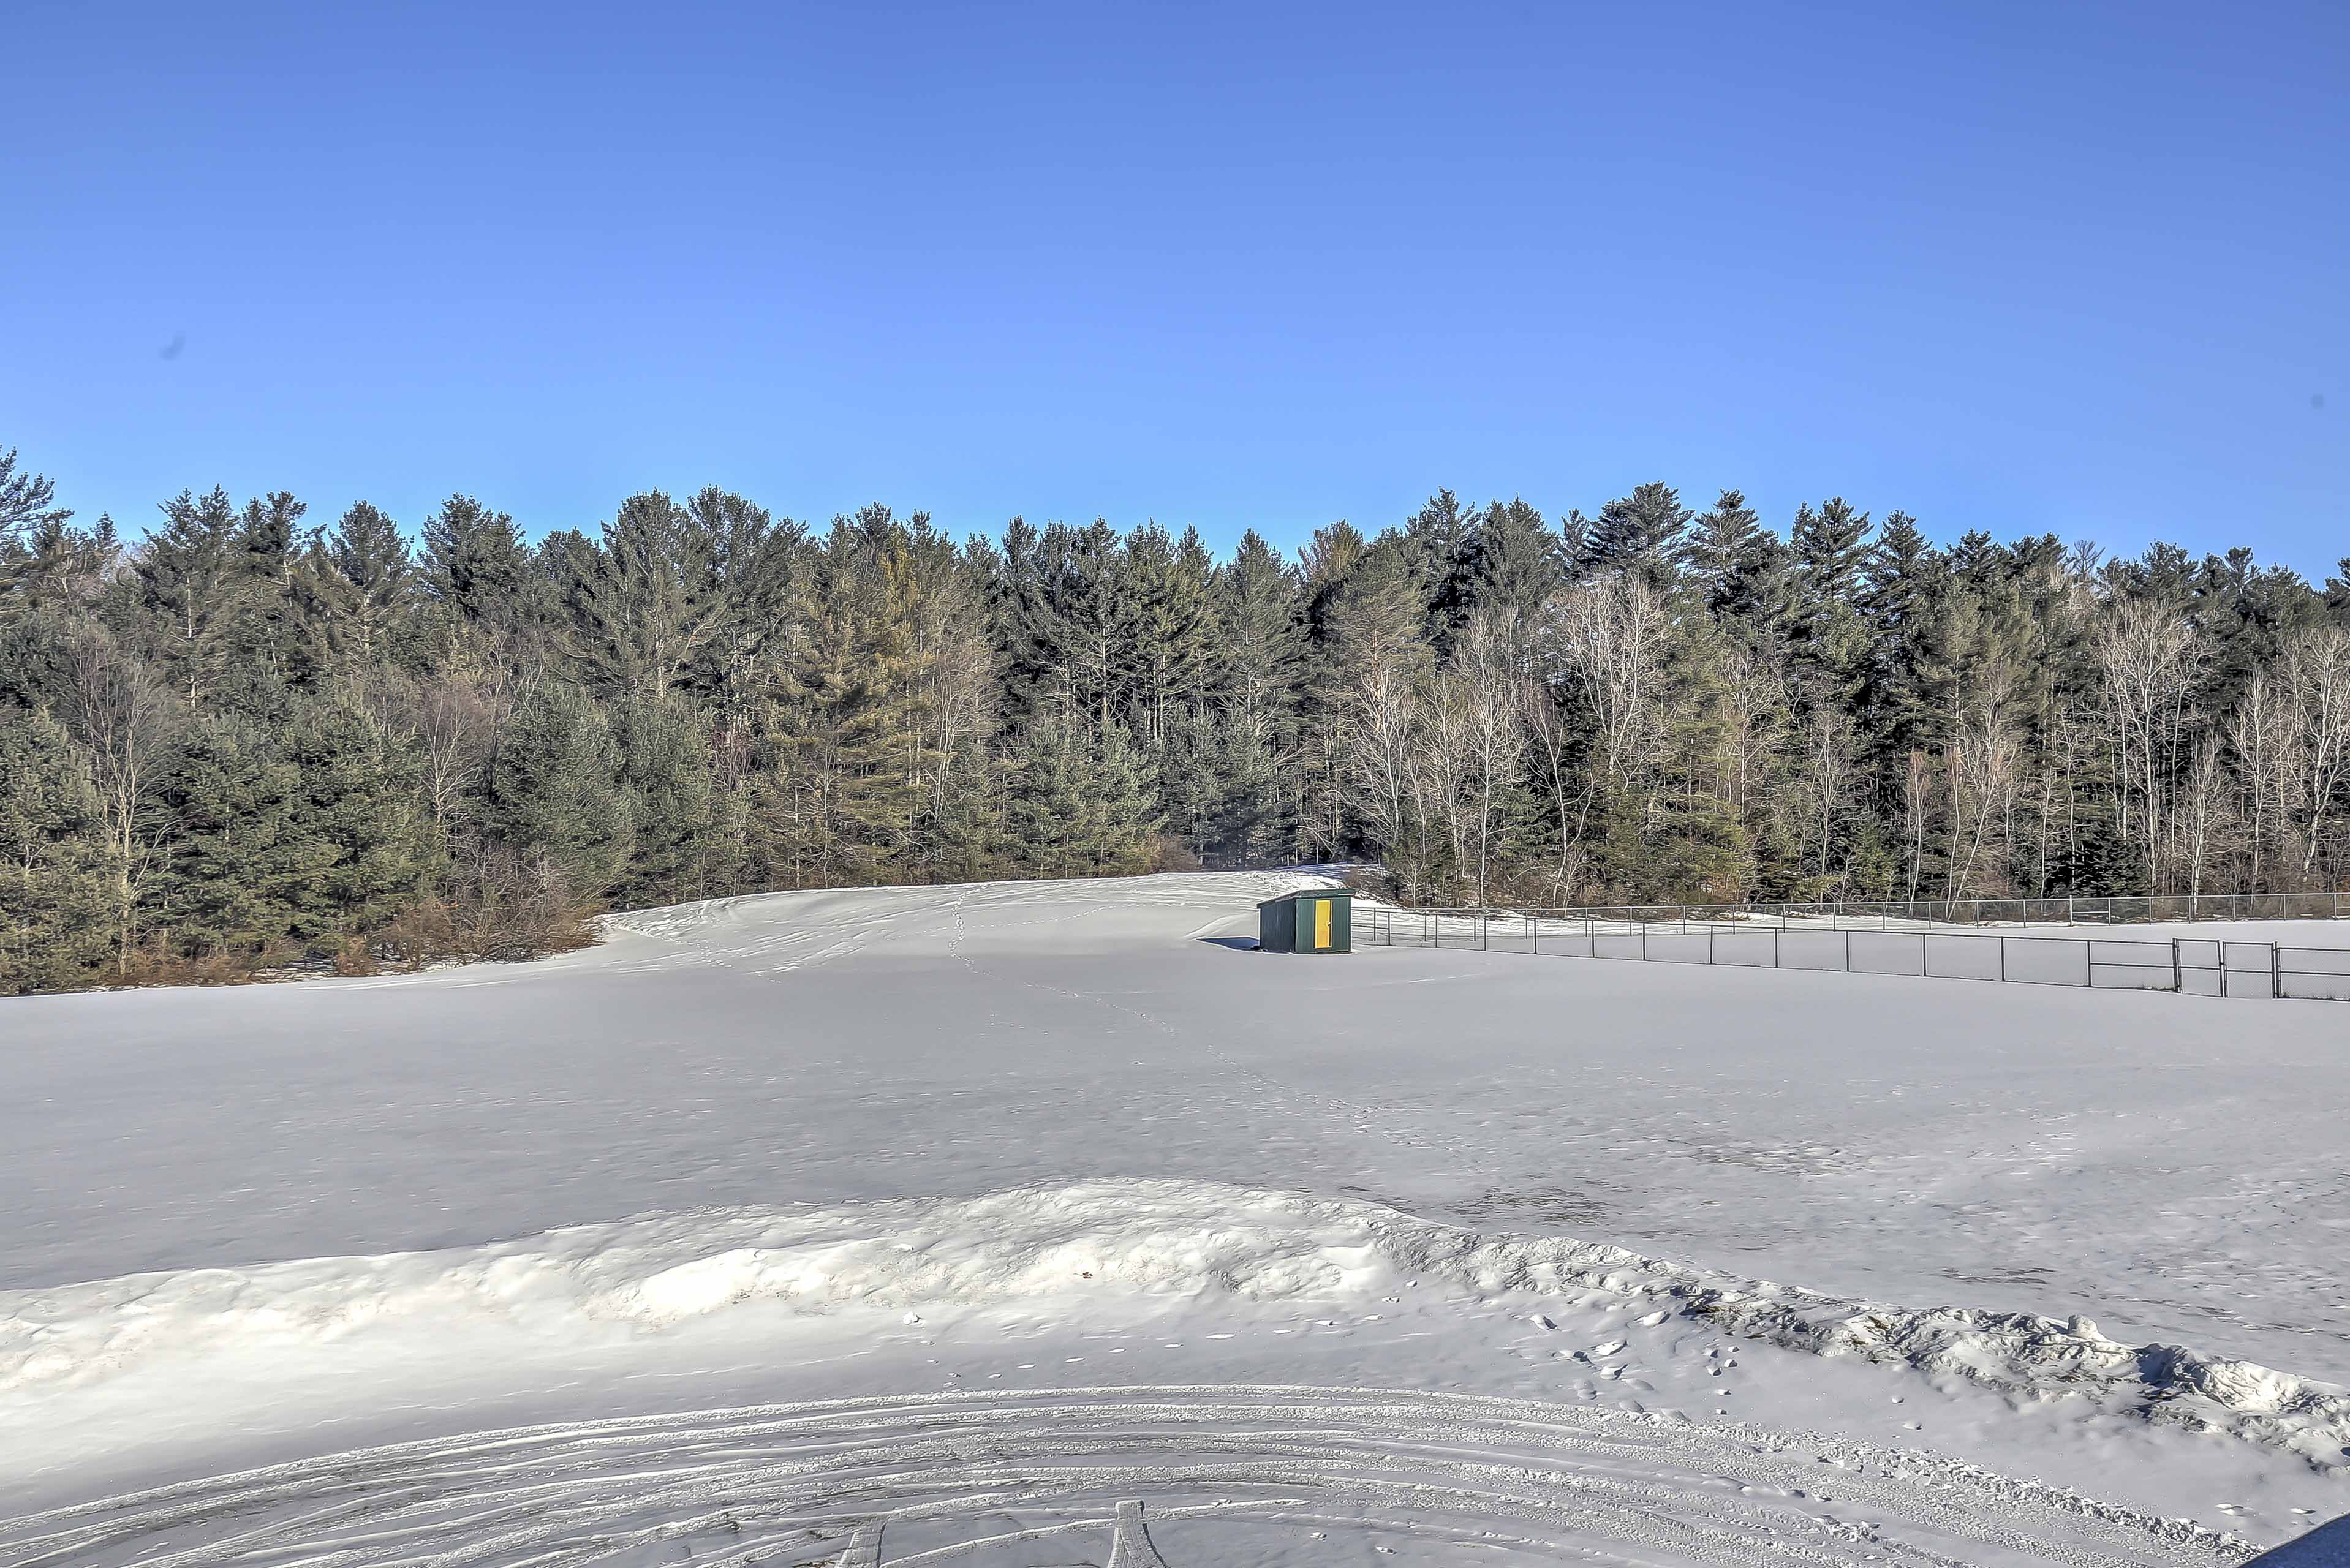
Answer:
[5,1,2344,572]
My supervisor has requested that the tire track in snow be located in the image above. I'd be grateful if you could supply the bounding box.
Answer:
[0,1386,2248,1567]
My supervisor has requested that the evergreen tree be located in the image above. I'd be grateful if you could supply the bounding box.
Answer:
[1790,497,1873,616]
[1400,490,1479,644]
[483,683,634,902]
[1860,511,1943,756]
[0,448,72,545]
[1582,483,1692,587]
[316,500,414,666]
[421,494,535,646]
[1115,522,1216,746]
[0,708,117,992]
[283,699,439,946]
[133,488,244,707]
[153,717,323,960]
[1465,497,1566,639]
[1687,489,1764,608]
[1787,497,1875,695]
[2325,558,2350,625]
[772,514,934,883]
[564,489,744,702]
[1008,717,1158,876]
[610,697,719,905]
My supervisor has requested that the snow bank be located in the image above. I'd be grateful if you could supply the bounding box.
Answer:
[6,1178,2344,1471]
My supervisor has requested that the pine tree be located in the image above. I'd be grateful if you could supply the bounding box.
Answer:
[224,491,322,708]
[1,513,118,620]
[772,514,934,883]
[1465,497,1566,640]
[0,709,118,992]
[315,500,414,666]
[1790,497,1873,617]
[0,450,72,545]
[154,717,323,961]
[134,488,244,707]
[1115,523,1216,747]
[1007,716,1160,876]
[564,490,747,702]
[483,684,635,903]
[283,699,439,946]
[421,494,535,647]
[2325,559,2350,626]
[1687,490,1764,608]
[1005,519,1126,737]
[1787,497,1875,695]
[610,697,719,905]
[1400,490,1478,644]
[1087,718,1161,872]
[1582,483,1692,587]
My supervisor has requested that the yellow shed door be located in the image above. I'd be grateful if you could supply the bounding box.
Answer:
[1312,899,1332,949]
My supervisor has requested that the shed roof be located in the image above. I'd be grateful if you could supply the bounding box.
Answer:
[1256,888,1351,908]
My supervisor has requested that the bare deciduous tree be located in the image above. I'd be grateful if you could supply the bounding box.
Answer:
[2284,627,2350,879]
[2096,600,2200,874]
[1455,612,1525,902]
[66,630,173,973]
[1548,571,1666,788]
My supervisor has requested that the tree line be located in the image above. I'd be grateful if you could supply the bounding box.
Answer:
[2,443,2346,992]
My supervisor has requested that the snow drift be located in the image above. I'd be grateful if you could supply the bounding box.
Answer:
[7,1178,2344,1471]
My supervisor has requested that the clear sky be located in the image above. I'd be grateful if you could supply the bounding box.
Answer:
[5,1,2344,573]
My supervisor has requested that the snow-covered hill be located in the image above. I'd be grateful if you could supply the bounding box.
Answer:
[3,872,2346,1561]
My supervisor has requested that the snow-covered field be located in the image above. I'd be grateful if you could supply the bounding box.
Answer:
[3,872,2347,1564]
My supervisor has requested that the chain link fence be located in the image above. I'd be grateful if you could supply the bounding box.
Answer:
[1380,891,2349,932]
[1354,907,2350,1002]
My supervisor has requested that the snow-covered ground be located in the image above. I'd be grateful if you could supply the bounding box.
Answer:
[3,872,2347,1564]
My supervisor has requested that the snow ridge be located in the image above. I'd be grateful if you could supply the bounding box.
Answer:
[5,1178,2344,1470]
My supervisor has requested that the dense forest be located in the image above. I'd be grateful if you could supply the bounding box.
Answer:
[2,442,2347,993]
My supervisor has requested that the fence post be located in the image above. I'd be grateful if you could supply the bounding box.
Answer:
[1920,930,1928,978]
[2000,937,2007,982]
[1845,929,1852,972]
[1641,924,1649,962]
[1531,914,1538,955]
[2172,938,2182,993]
[1710,926,1717,964]
[2272,943,2283,1000]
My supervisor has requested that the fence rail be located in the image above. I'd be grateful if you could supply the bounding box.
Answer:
[1385,891,2349,933]
[1354,907,2350,1003]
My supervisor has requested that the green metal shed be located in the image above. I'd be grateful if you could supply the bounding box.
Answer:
[1258,888,1352,954]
